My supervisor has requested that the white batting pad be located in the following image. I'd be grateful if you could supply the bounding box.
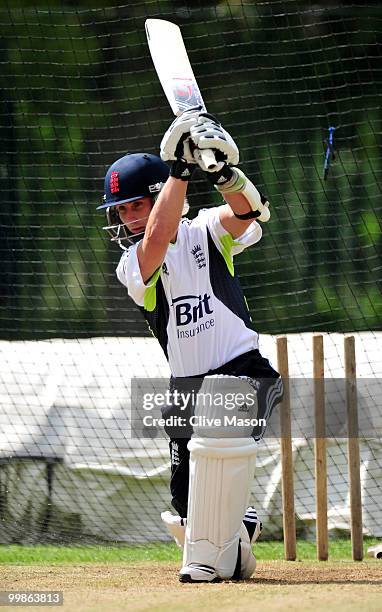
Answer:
[183,437,256,579]
[163,506,260,579]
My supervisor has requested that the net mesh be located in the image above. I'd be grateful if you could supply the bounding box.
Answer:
[0,0,381,548]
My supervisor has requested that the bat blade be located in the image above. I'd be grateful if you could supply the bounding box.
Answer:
[145,18,206,116]
[145,19,270,220]
[145,18,218,170]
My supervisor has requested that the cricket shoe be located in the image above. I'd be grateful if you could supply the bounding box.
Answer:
[162,512,219,582]
[179,563,220,583]
[367,543,382,558]
[162,506,262,581]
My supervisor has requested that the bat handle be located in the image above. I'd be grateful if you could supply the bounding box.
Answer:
[200,148,219,171]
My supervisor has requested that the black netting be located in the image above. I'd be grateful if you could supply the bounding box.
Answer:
[0,0,381,547]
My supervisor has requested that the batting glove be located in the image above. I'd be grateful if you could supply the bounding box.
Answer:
[160,107,201,181]
[190,113,239,183]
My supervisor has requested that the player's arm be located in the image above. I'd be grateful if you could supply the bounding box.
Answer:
[216,196,258,239]
[137,177,187,283]
[190,114,270,238]
[216,171,270,238]
[137,108,199,283]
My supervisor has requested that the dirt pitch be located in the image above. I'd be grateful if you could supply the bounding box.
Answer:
[2,561,382,612]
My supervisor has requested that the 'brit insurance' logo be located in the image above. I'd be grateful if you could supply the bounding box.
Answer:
[172,293,213,325]
[172,293,215,339]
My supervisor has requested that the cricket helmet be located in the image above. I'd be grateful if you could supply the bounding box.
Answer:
[98,152,170,210]
[98,152,189,250]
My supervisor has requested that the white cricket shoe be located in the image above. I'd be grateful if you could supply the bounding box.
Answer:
[367,543,382,558]
[179,563,220,583]
[162,505,262,582]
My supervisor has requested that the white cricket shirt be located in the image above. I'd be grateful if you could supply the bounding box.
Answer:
[116,207,262,377]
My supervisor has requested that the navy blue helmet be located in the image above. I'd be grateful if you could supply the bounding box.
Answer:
[98,153,170,249]
[98,152,189,250]
[98,152,169,210]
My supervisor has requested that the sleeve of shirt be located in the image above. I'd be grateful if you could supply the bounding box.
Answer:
[196,206,262,256]
[116,244,160,309]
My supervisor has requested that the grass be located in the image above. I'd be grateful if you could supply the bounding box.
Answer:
[0,537,380,565]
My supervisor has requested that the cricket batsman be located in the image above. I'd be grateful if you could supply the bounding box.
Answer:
[98,109,283,582]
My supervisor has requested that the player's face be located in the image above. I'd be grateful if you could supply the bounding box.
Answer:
[116,197,153,233]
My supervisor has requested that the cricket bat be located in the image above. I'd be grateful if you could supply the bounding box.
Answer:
[145,18,218,170]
